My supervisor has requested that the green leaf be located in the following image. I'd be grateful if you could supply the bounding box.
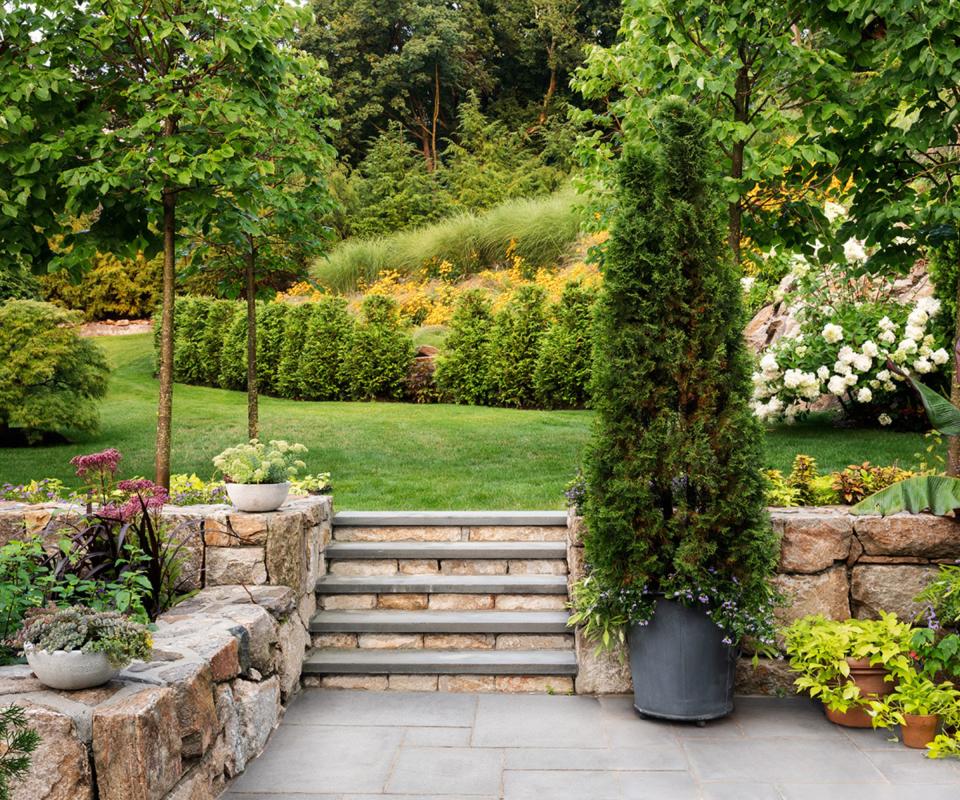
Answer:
[904,373,960,435]
[851,475,960,516]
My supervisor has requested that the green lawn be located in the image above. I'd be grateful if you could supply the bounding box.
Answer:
[0,334,942,509]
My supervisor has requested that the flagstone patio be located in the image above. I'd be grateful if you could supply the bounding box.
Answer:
[223,691,960,799]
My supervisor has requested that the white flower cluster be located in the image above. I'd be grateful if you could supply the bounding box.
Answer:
[752,296,946,425]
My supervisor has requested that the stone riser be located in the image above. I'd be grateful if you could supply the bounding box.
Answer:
[313,632,574,650]
[333,526,568,543]
[320,593,569,611]
[303,674,575,693]
[328,558,568,577]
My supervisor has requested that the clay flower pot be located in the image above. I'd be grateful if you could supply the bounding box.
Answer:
[225,482,290,513]
[825,657,894,729]
[901,714,940,749]
[25,645,118,690]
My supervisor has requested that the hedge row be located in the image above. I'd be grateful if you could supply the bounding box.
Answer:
[162,284,596,408]
[436,283,596,409]
[162,294,414,402]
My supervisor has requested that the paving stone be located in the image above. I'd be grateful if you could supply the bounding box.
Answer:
[778,785,960,800]
[863,749,960,784]
[429,593,495,610]
[683,738,887,784]
[503,745,686,771]
[323,593,377,609]
[388,674,439,691]
[402,726,472,747]
[731,696,847,740]
[619,771,701,800]
[507,558,568,575]
[357,633,423,649]
[385,746,503,795]
[226,724,402,795]
[282,688,476,727]
[329,559,398,576]
[503,769,620,800]
[423,633,495,649]
[473,694,605,748]
[440,558,509,575]
[700,783,782,800]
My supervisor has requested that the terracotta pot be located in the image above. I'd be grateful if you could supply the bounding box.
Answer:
[901,714,940,749]
[824,658,894,728]
[825,704,874,728]
[845,657,895,696]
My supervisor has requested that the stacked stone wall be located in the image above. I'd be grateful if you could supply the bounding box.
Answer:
[0,496,332,800]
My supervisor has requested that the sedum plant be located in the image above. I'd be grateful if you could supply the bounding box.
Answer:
[16,606,151,668]
[213,439,307,484]
[572,98,780,652]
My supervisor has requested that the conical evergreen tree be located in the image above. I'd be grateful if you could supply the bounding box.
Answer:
[583,98,778,626]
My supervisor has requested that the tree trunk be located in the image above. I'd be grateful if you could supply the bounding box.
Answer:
[154,117,178,490]
[245,238,259,440]
[538,42,558,125]
[949,253,960,475]
[728,61,750,266]
[431,63,440,172]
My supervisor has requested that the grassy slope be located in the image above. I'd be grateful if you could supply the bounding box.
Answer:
[312,190,583,293]
[0,335,941,509]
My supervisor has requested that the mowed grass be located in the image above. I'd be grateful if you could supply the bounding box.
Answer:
[0,335,942,509]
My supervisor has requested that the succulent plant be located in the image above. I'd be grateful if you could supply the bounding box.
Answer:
[17,606,151,668]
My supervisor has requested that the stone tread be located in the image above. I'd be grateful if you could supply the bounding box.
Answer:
[325,541,567,559]
[302,647,578,675]
[310,609,571,634]
[332,510,567,527]
[315,574,569,595]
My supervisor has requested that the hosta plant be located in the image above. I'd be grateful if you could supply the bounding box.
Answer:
[16,606,151,668]
[213,439,307,484]
[783,614,915,712]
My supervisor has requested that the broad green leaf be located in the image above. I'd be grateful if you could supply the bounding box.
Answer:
[904,373,960,435]
[851,476,960,517]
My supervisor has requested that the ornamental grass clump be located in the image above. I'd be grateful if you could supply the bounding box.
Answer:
[16,606,151,668]
[213,439,307,484]
[572,98,780,650]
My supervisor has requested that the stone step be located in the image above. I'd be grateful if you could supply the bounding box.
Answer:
[333,511,567,527]
[325,541,566,559]
[302,647,578,675]
[310,609,571,634]
[315,574,568,595]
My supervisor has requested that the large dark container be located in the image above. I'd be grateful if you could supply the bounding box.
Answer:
[627,597,737,722]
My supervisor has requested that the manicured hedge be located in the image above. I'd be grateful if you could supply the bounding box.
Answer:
[164,288,596,408]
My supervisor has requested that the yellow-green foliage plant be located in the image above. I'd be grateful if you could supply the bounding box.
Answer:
[783,614,915,713]
[42,252,161,321]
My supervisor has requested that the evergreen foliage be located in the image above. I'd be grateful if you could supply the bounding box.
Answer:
[434,291,495,405]
[255,302,290,396]
[534,282,596,409]
[0,300,109,443]
[0,705,40,800]
[276,303,316,399]
[339,295,415,400]
[0,265,40,302]
[172,296,211,386]
[581,100,779,634]
[488,284,549,408]
[41,253,161,321]
[298,298,354,400]
[218,306,248,391]
[200,300,238,386]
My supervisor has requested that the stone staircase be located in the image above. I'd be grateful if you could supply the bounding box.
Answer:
[303,511,577,692]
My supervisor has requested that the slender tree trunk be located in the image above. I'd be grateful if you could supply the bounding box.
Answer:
[431,63,440,172]
[949,252,960,475]
[728,61,750,265]
[538,42,558,125]
[155,116,178,489]
[245,238,259,440]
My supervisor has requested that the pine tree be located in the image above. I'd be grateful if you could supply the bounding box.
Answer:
[434,290,494,405]
[534,282,596,408]
[583,98,778,610]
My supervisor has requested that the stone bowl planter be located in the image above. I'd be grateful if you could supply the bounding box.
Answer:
[25,644,119,690]
[226,482,290,513]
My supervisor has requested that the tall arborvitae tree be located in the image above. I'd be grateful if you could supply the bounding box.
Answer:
[583,98,778,606]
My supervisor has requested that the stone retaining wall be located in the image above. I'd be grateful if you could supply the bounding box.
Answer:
[0,496,332,800]
[567,506,960,695]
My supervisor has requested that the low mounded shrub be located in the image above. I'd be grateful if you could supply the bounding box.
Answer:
[42,251,161,321]
[0,300,109,443]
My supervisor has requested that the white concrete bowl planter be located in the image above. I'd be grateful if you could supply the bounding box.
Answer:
[226,481,290,513]
[25,644,119,690]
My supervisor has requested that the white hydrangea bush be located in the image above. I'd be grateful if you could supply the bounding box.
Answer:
[752,246,949,426]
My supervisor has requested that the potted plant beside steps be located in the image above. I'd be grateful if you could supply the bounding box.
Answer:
[214,439,308,512]
[568,98,781,723]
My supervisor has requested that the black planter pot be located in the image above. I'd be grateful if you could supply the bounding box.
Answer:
[627,597,737,722]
